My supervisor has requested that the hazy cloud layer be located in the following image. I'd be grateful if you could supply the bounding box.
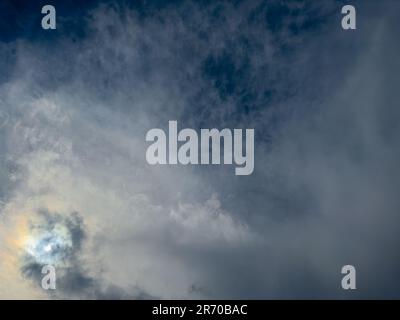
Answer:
[0,0,399,299]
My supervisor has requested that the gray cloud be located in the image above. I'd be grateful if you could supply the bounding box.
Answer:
[20,211,156,299]
[0,0,399,299]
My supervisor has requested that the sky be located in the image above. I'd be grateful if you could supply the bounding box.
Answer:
[0,0,400,299]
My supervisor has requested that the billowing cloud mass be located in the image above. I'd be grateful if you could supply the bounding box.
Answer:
[0,0,399,299]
